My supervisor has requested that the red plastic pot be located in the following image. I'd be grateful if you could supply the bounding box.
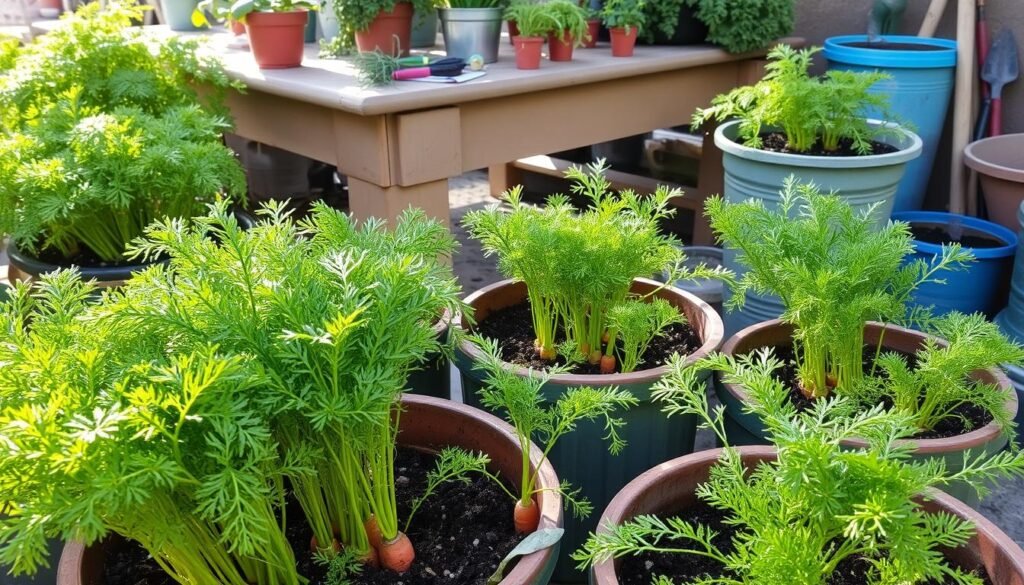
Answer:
[513,36,544,70]
[548,30,574,62]
[245,10,308,69]
[354,2,413,57]
[609,26,637,57]
[507,19,519,45]
[583,19,600,48]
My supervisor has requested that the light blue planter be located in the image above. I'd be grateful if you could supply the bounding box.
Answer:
[995,202,1024,343]
[893,211,1017,317]
[715,119,923,336]
[160,0,201,31]
[824,35,957,213]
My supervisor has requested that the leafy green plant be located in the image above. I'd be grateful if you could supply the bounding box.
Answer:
[683,0,793,54]
[229,0,318,21]
[601,0,645,32]
[638,0,685,43]
[605,298,684,374]
[505,1,560,37]
[0,2,245,264]
[693,45,896,155]
[573,351,1024,585]
[546,0,590,45]
[0,272,301,585]
[403,448,493,533]
[327,0,433,38]
[705,178,972,401]
[465,161,717,369]
[445,0,504,6]
[472,337,638,532]
[113,200,464,572]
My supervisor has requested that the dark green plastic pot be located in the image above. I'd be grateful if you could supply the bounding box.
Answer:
[453,278,724,583]
[405,312,450,399]
[715,319,1016,506]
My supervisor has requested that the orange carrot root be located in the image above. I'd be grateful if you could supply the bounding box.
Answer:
[602,331,610,343]
[539,346,557,361]
[580,343,591,356]
[600,354,616,374]
[513,499,540,534]
[309,535,342,554]
[364,515,383,549]
[359,546,380,568]
[588,350,602,365]
[379,532,415,572]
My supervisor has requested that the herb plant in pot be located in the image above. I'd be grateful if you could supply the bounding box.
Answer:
[0,2,246,286]
[331,0,434,57]
[457,161,725,581]
[637,0,706,46]
[545,0,589,62]
[231,0,317,68]
[693,44,923,334]
[682,0,793,53]
[600,0,644,57]
[440,0,505,64]
[704,180,1024,505]
[573,356,1024,585]
[506,1,558,70]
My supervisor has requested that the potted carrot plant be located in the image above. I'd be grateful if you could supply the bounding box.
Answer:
[573,351,1024,584]
[506,1,559,69]
[230,0,318,68]
[545,0,589,62]
[600,0,644,57]
[457,161,725,581]
[704,178,1024,505]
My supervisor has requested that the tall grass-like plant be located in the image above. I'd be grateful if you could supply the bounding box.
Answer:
[573,352,1024,584]
[546,0,590,45]
[693,45,895,155]
[505,1,561,37]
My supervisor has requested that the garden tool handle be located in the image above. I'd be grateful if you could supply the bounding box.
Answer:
[975,97,991,141]
[990,98,1003,137]
[393,67,431,80]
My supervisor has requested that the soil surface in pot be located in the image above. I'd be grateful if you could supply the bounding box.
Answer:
[760,132,899,157]
[474,301,702,374]
[619,501,993,585]
[31,244,150,269]
[759,344,993,440]
[909,223,1007,249]
[842,41,948,51]
[102,449,524,585]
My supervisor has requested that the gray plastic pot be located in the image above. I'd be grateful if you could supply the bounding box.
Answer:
[159,0,201,31]
[410,7,438,48]
[404,312,451,399]
[714,319,1016,506]
[439,7,502,63]
[453,278,724,583]
[714,119,923,336]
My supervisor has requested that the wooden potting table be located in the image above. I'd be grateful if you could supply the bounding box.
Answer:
[198,30,795,242]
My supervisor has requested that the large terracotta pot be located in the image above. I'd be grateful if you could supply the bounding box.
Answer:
[354,2,414,57]
[590,447,1024,585]
[454,277,724,582]
[57,395,562,584]
[246,10,308,69]
[548,30,574,62]
[965,134,1024,232]
[715,319,1017,505]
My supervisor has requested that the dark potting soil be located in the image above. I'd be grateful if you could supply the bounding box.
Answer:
[843,41,949,52]
[760,132,899,157]
[473,301,702,374]
[762,344,993,440]
[910,223,1006,249]
[619,502,992,585]
[32,244,149,269]
[102,449,523,585]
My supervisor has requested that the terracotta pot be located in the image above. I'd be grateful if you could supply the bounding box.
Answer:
[57,395,562,584]
[453,278,724,581]
[246,10,308,69]
[608,26,637,57]
[513,36,544,70]
[590,446,1024,585]
[507,19,519,45]
[715,319,1016,505]
[229,19,246,35]
[354,2,413,57]
[547,30,574,62]
[965,134,1024,232]
[38,0,62,17]
[583,19,600,48]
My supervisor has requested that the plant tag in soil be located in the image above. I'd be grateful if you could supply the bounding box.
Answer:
[486,528,564,585]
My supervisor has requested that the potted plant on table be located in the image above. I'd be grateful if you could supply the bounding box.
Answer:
[457,161,725,582]
[573,352,1024,584]
[702,179,1024,505]
[0,2,247,287]
[636,0,705,45]
[600,0,644,57]
[230,0,318,68]
[439,0,506,64]
[682,0,793,53]
[330,0,436,57]
[505,1,559,70]
[545,0,589,62]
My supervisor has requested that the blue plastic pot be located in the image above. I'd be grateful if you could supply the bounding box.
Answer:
[824,35,957,213]
[893,211,1017,317]
[159,0,201,30]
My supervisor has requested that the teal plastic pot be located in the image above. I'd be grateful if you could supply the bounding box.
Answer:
[716,319,1015,507]
[893,211,1017,317]
[411,8,438,48]
[453,278,724,583]
[715,119,923,336]
[824,35,957,213]
[995,202,1024,344]
[404,314,450,399]
[1004,364,1024,446]
[304,10,317,43]
[160,0,201,30]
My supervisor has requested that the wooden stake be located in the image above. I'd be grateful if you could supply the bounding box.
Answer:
[950,0,976,214]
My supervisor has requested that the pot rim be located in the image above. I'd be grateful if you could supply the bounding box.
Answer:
[57,394,562,585]
[964,135,1024,184]
[823,34,957,69]
[719,319,1017,455]
[437,6,503,18]
[591,445,1024,584]
[714,118,924,169]
[454,277,725,385]
[890,211,1018,259]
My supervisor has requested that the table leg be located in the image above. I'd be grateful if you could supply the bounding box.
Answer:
[488,163,523,200]
[347,176,452,229]
[692,125,722,246]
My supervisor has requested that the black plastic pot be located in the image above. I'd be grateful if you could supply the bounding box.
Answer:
[645,4,708,45]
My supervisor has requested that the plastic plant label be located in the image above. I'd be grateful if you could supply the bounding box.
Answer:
[486,528,564,585]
